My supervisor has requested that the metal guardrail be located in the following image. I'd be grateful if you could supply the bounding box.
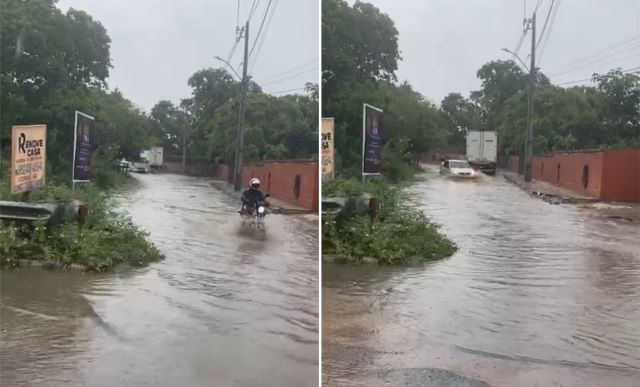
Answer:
[0,200,87,224]
[322,195,379,219]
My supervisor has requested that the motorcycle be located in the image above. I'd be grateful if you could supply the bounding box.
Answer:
[239,194,270,239]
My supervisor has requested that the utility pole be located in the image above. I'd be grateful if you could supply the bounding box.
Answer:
[182,132,187,174]
[233,20,249,191]
[524,12,536,182]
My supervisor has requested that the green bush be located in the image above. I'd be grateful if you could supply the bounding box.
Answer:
[322,177,457,264]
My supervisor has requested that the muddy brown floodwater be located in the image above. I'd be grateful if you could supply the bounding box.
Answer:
[323,169,640,387]
[1,173,318,387]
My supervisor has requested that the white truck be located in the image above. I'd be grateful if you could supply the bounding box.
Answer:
[140,147,164,171]
[466,131,497,175]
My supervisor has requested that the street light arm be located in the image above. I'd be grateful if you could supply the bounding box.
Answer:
[214,56,242,80]
[501,48,530,72]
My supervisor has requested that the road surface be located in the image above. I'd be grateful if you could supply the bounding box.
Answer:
[1,173,318,387]
[323,168,640,386]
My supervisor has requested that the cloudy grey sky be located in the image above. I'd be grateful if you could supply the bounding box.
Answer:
[57,0,319,111]
[363,0,640,105]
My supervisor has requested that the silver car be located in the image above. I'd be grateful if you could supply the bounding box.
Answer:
[439,159,479,179]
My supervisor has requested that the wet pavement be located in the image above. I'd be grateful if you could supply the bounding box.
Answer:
[323,169,640,386]
[1,173,318,387]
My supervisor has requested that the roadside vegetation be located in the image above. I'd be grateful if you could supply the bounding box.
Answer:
[323,178,456,264]
[0,0,163,270]
[0,166,164,271]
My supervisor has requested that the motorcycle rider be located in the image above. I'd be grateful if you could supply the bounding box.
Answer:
[240,178,269,215]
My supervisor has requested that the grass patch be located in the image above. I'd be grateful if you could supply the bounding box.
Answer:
[322,177,457,264]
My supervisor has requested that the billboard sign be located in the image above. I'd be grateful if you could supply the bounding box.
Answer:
[11,125,47,194]
[321,118,335,182]
[362,104,383,175]
[73,111,95,182]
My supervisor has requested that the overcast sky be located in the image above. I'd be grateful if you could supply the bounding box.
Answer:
[362,0,640,105]
[57,0,319,111]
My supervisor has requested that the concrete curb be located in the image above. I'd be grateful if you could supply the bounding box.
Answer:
[209,180,313,215]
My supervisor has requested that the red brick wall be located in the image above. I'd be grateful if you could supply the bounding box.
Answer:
[163,161,183,174]
[242,161,319,211]
[216,164,229,182]
[532,151,604,198]
[601,149,640,202]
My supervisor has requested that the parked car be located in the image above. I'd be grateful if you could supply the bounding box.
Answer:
[439,159,479,179]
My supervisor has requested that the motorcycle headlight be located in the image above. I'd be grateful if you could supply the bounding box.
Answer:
[257,206,265,214]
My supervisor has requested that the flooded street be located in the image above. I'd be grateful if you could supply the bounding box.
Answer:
[1,173,318,387]
[323,169,640,386]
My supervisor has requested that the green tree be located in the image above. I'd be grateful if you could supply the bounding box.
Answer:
[441,92,481,149]
[1,0,154,181]
[593,69,640,147]
[322,0,400,114]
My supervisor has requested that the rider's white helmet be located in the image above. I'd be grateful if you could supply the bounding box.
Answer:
[250,178,260,189]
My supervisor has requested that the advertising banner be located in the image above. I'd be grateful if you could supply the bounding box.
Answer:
[362,104,383,175]
[73,111,95,182]
[321,118,335,182]
[11,125,47,194]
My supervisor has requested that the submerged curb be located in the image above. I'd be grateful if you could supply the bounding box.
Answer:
[0,259,88,271]
[502,173,599,204]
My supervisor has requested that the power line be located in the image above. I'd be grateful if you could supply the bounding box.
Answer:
[225,38,240,64]
[556,66,640,85]
[268,87,307,95]
[534,0,543,13]
[538,0,560,64]
[261,59,317,83]
[550,33,640,75]
[249,0,278,74]
[512,30,528,58]
[249,0,261,20]
[249,0,273,58]
[536,0,554,49]
[260,68,316,87]
[551,47,640,77]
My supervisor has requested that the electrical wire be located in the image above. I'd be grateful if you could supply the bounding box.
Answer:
[551,44,640,77]
[534,0,543,14]
[260,68,317,87]
[249,0,278,74]
[512,30,528,58]
[249,0,261,20]
[249,0,273,58]
[538,0,560,64]
[557,65,640,85]
[268,87,307,95]
[225,38,240,64]
[261,59,317,83]
[536,0,554,49]
[550,33,640,75]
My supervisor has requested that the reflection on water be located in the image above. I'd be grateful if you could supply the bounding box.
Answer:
[323,172,640,387]
[1,173,318,387]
